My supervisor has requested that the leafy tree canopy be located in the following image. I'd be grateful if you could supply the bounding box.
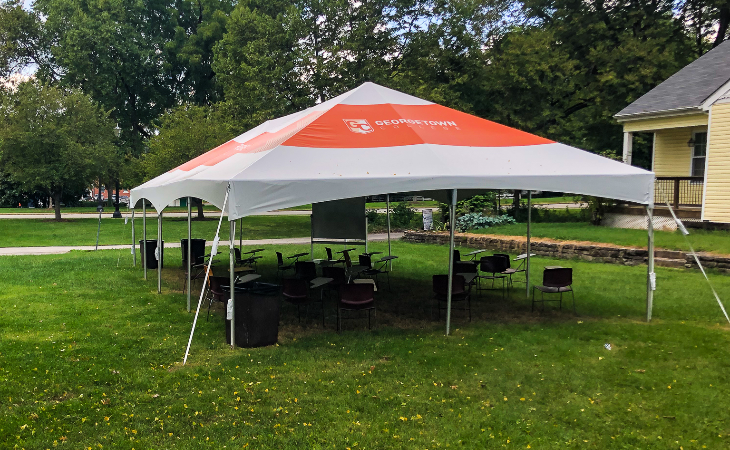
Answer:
[0,81,115,219]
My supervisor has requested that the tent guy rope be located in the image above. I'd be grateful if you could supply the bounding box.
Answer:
[183,187,230,365]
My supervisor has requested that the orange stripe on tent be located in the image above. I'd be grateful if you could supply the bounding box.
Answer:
[174,110,325,172]
[284,104,553,148]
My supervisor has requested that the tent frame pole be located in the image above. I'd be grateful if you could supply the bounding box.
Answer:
[157,211,162,294]
[386,194,392,270]
[646,206,655,322]
[230,219,236,348]
[239,218,242,252]
[131,209,136,267]
[143,202,147,280]
[526,191,532,298]
[446,189,457,336]
[187,197,192,313]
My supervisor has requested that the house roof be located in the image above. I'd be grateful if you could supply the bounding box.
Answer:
[615,40,730,119]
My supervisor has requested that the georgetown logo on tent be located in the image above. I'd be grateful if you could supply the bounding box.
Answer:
[343,119,374,134]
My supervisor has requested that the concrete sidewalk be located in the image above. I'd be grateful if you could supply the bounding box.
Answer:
[0,233,404,256]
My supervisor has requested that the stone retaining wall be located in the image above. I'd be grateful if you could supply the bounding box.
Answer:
[403,231,730,273]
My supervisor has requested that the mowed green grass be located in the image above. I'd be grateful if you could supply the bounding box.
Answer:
[2,241,730,448]
[477,222,730,255]
[0,216,311,247]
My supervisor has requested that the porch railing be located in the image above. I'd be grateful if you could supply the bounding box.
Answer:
[654,177,704,208]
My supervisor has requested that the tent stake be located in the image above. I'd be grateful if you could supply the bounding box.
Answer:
[143,202,147,280]
[230,219,236,349]
[187,197,192,313]
[131,209,136,267]
[526,191,532,298]
[158,211,162,294]
[446,189,457,336]
[386,194,392,271]
[646,206,655,322]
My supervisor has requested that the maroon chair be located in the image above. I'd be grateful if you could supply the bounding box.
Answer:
[337,283,376,332]
[532,268,575,313]
[206,275,230,321]
[432,274,471,321]
[282,278,324,326]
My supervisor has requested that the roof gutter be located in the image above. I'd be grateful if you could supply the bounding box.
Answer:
[614,106,704,123]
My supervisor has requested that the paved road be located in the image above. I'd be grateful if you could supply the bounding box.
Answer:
[0,233,404,256]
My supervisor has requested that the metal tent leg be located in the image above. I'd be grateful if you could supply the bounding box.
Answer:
[187,197,192,312]
[446,189,457,336]
[230,220,236,348]
[646,206,655,322]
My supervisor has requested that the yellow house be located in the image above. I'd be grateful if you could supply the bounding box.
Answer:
[615,40,730,225]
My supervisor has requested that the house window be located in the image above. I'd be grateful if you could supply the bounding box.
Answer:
[691,131,707,178]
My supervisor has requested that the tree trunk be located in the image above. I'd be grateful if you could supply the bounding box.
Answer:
[53,191,62,221]
[194,197,205,219]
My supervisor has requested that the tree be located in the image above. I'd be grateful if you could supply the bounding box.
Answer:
[143,104,231,218]
[214,0,517,127]
[481,0,693,165]
[0,81,115,220]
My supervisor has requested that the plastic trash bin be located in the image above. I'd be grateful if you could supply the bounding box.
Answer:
[181,238,206,267]
[139,239,164,269]
[226,289,281,348]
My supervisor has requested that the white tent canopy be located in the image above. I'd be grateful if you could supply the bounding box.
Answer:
[130,82,657,351]
[131,82,654,216]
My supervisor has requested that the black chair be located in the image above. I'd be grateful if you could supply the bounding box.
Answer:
[282,278,324,326]
[338,283,376,332]
[206,274,230,321]
[234,248,262,272]
[294,260,317,282]
[453,261,478,289]
[324,247,345,266]
[276,252,295,282]
[532,268,575,313]
[342,250,367,282]
[493,253,519,286]
[453,249,461,262]
[182,238,207,294]
[477,256,507,298]
[432,274,471,321]
[322,265,347,299]
[358,254,390,291]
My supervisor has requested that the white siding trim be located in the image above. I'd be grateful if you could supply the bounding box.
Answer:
[702,79,730,111]
[701,108,712,220]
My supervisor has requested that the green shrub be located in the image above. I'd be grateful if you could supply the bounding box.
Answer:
[455,213,516,232]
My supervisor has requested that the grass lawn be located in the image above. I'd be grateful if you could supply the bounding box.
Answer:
[2,241,730,448]
[477,222,730,255]
[0,215,311,247]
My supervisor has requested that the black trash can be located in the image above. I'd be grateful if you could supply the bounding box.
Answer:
[139,240,164,269]
[181,238,206,267]
[226,290,281,348]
